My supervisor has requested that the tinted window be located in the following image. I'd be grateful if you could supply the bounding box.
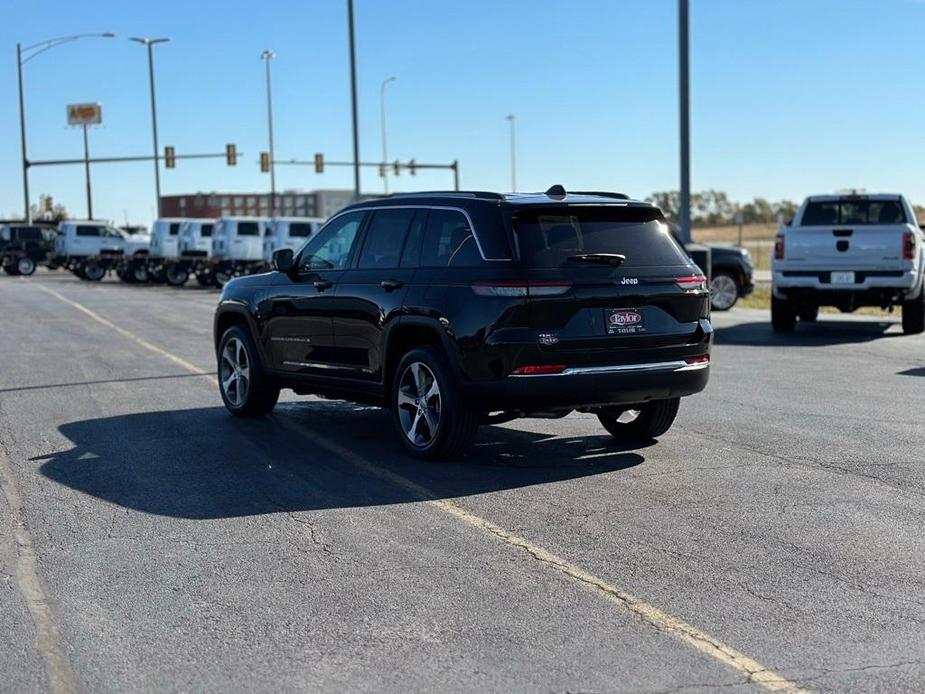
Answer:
[169,223,181,235]
[358,209,415,269]
[236,222,260,236]
[288,222,315,237]
[0,228,8,241]
[421,209,482,267]
[76,226,102,237]
[200,224,214,237]
[13,227,43,241]
[513,206,689,268]
[802,200,907,226]
[400,210,427,268]
[299,212,364,271]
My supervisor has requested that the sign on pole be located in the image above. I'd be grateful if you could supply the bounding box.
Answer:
[67,103,103,126]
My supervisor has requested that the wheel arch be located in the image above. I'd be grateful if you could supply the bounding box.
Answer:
[382,317,459,400]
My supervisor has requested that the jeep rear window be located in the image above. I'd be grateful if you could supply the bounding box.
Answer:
[236,222,260,236]
[801,200,906,226]
[289,222,315,237]
[512,207,690,268]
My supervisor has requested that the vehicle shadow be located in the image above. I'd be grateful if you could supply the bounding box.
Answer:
[37,403,645,520]
[715,318,900,347]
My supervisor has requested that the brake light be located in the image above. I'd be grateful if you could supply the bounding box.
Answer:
[674,274,706,291]
[510,364,568,375]
[774,234,785,260]
[472,280,572,297]
[683,354,710,365]
[903,230,916,260]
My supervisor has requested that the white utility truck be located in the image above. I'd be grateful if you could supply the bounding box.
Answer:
[771,193,924,334]
[210,217,268,287]
[54,220,150,282]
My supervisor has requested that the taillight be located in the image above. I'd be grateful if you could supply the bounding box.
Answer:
[510,364,567,376]
[683,354,710,365]
[472,280,572,297]
[674,274,706,291]
[774,234,785,260]
[903,230,916,260]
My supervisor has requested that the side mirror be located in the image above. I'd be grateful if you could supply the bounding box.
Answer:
[272,248,294,273]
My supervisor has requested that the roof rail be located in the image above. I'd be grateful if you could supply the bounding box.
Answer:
[569,191,631,200]
[385,190,505,200]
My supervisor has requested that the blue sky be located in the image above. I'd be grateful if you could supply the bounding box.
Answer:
[2,0,924,224]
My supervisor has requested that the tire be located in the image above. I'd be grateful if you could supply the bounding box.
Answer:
[16,257,36,276]
[597,398,680,441]
[148,268,166,284]
[217,325,279,416]
[798,306,819,322]
[771,295,796,332]
[165,264,190,287]
[3,264,20,276]
[902,290,925,335]
[710,272,740,311]
[196,273,214,287]
[82,262,105,282]
[391,346,480,460]
[214,269,232,288]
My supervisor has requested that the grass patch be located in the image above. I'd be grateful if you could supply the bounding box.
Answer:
[734,287,894,316]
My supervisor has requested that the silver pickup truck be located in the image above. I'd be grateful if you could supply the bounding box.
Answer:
[771,194,925,334]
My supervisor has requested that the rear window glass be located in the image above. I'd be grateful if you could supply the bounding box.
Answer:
[200,224,213,237]
[801,200,906,226]
[236,222,260,236]
[289,222,315,237]
[76,225,102,237]
[512,206,689,268]
[169,223,181,235]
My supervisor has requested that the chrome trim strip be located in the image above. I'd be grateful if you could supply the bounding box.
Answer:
[509,360,708,377]
[313,204,512,262]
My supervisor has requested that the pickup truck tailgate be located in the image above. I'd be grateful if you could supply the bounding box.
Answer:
[785,225,908,269]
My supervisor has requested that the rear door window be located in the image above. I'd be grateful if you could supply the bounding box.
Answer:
[421,209,483,267]
[236,222,260,236]
[169,223,181,235]
[288,222,315,237]
[76,226,102,237]
[512,206,689,268]
[15,227,43,241]
[200,224,214,237]
[357,209,415,269]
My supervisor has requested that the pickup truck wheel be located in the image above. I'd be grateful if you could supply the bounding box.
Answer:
[82,262,105,282]
[902,291,925,335]
[132,265,149,283]
[217,326,279,416]
[709,272,739,311]
[3,264,20,276]
[16,257,36,276]
[799,306,819,322]
[392,346,479,460]
[165,265,189,287]
[771,296,796,332]
[597,398,680,440]
[214,270,232,288]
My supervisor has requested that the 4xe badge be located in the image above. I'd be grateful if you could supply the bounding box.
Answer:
[606,308,646,335]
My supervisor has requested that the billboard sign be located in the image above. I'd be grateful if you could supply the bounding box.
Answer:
[66,103,102,126]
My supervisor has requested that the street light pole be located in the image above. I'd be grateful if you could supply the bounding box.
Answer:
[506,114,517,191]
[261,50,277,216]
[678,0,692,244]
[347,0,361,201]
[82,124,93,219]
[130,37,170,220]
[379,76,396,194]
[16,32,114,222]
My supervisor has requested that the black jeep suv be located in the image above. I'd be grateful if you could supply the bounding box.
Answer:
[213,187,712,459]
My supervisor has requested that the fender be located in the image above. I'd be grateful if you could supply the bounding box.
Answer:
[213,300,271,366]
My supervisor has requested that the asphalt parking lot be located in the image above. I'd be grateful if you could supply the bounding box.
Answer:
[2,270,924,693]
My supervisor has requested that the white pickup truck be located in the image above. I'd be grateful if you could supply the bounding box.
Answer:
[771,194,925,334]
[54,220,151,282]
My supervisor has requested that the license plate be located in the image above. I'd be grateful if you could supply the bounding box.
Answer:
[830,271,855,285]
[605,308,646,335]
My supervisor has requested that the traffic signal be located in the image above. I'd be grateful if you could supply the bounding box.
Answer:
[314,152,324,174]
[393,160,400,176]
[226,143,237,166]
[260,152,270,173]
[409,159,416,176]
[379,163,385,178]
[164,146,175,169]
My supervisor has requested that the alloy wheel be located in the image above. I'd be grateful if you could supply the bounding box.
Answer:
[220,337,250,407]
[397,362,442,447]
[710,274,738,310]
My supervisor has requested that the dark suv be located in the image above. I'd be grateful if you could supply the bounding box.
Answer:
[213,187,712,459]
[0,223,56,276]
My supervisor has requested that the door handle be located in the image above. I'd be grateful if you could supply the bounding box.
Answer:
[380,279,404,292]
[313,279,334,291]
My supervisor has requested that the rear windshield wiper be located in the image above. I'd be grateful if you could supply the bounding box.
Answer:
[568,253,626,267]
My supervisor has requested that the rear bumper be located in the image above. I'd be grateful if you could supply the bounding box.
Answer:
[460,360,709,412]
[773,269,919,293]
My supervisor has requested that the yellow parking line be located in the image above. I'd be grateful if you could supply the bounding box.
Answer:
[40,284,807,693]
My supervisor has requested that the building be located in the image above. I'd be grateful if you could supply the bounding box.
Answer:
[159,189,373,220]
